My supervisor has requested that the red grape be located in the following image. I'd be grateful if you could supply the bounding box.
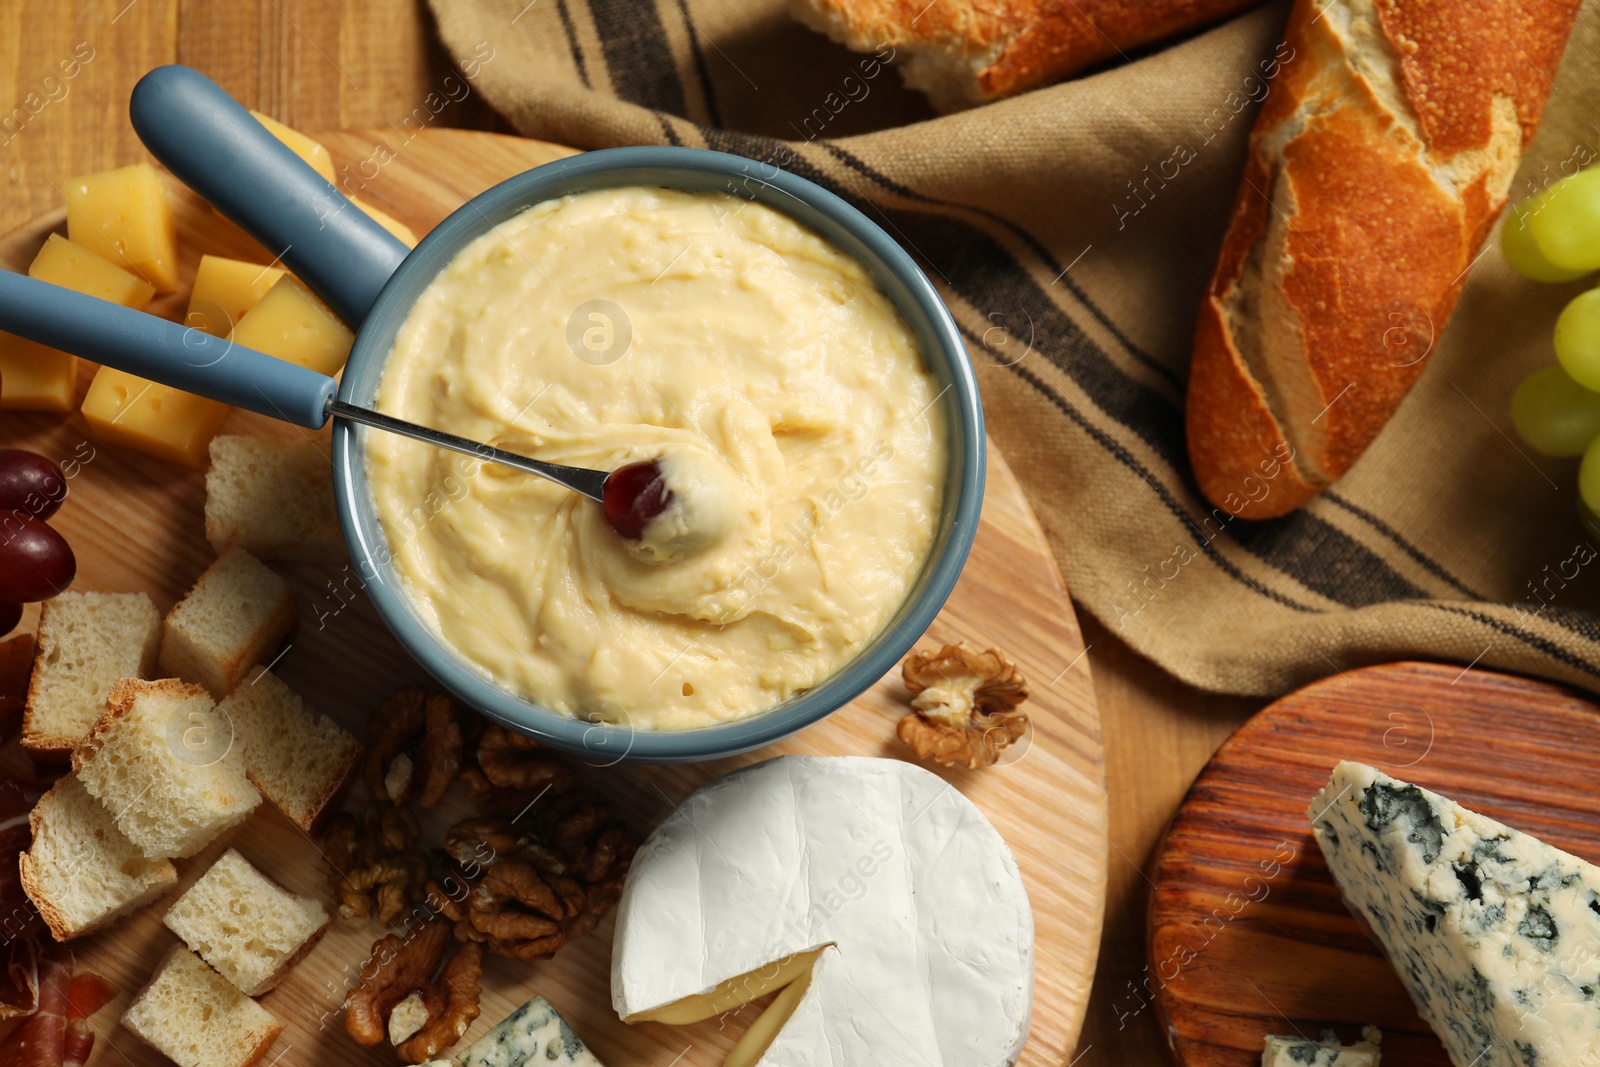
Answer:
[0,602,18,636]
[602,459,672,541]
[0,518,75,602]
[0,450,67,521]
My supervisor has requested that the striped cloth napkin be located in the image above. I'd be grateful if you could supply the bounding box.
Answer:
[429,0,1600,697]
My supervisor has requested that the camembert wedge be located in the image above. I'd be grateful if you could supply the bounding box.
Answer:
[611,755,1034,1066]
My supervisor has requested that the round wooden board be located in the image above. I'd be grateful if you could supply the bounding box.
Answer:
[0,129,1106,1066]
[1146,660,1600,1066]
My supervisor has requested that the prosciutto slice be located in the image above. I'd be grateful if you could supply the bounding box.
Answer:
[0,954,66,1066]
[0,775,44,1021]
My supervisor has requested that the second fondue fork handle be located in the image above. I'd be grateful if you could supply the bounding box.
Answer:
[129,65,407,329]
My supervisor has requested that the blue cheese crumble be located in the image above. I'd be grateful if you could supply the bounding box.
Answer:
[1261,1026,1382,1066]
[457,996,606,1067]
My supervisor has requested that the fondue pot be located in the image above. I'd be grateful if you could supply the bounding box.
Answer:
[0,65,984,762]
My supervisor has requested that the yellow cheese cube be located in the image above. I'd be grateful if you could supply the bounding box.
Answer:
[350,198,418,247]
[250,111,336,183]
[229,275,353,376]
[0,331,76,412]
[81,366,231,468]
[62,163,181,293]
[186,255,288,337]
[29,233,156,309]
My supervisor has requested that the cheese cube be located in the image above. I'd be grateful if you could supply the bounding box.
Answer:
[250,112,336,183]
[62,163,180,293]
[350,198,417,247]
[186,255,287,338]
[229,276,352,376]
[82,367,231,468]
[29,233,156,309]
[0,331,76,411]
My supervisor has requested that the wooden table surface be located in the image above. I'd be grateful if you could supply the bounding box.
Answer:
[0,4,1268,1064]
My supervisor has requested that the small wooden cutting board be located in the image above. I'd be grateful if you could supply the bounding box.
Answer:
[1146,660,1600,1066]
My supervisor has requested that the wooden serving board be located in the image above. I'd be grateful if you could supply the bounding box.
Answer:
[1146,661,1600,1066]
[0,128,1106,1066]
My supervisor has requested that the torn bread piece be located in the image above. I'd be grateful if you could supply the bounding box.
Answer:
[122,945,283,1067]
[18,772,178,941]
[219,668,361,832]
[163,848,329,995]
[22,591,160,759]
[159,547,294,697]
[205,434,342,562]
[73,678,261,859]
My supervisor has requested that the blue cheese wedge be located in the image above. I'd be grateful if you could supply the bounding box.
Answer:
[457,996,605,1067]
[1261,1026,1381,1066]
[1309,762,1600,1067]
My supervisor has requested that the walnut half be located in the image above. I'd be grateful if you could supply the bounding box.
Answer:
[898,643,1029,769]
[344,918,483,1063]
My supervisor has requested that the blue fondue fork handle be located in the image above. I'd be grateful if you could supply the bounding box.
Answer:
[0,270,336,428]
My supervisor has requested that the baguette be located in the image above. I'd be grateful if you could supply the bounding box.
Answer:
[789,0,1265,111]
[1186,0,1580,520]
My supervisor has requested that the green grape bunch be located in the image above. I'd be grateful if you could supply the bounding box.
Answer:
[1503,164,1600,516]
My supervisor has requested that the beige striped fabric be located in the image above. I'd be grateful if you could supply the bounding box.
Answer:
[429,0,1600,697]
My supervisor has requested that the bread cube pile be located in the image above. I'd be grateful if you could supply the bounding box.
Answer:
[12,514,362,1066]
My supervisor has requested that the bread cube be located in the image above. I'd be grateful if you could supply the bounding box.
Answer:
[160,548,295,697]
[73,678,261,859]
[62,162,180,293]
[186,255,287,338]
[205,435,342,562]
[22,591,161,759]
[18,773,178,940]
[123,946,283,1067]
[163,849,329,995]
[229,275,353,376]
[0,331,76,412]
[221,668,360,831]
[250,111,336,183]
[351,197,418,247]
[82,366,232,468]
[29,233,156,308]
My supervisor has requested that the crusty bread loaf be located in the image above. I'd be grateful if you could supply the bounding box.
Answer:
[73,678,261,859]
[122,945,284,1067]
[789,0,1263,111]
[163,848,329,995]
[219,668,361,832]
[22,591,160,758]
[205,435,343,562]
[18,773,178,941]
[160,547,295,697]
[1185,0,1581,519]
